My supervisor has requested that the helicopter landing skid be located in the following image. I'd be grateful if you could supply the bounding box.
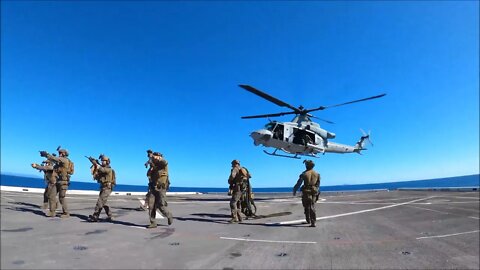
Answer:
[263,149,301,159]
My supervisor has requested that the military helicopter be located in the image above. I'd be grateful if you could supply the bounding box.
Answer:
[239,85,386,159]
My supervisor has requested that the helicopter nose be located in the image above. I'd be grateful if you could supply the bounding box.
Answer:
[250,129,272,145]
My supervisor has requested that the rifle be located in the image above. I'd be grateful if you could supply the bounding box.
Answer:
[85,156,100,180]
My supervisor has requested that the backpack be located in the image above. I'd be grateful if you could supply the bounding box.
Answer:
[241,167,252,179]
[111,169,116,186]
[67,160,75,175]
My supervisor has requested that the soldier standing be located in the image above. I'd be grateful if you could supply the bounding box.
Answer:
[147,152,173,228]
[227,160,249,223]
[41,148,73,218]
[88,155,115,222]
[293,160,320,227]
[31,159,57,217]
[141,149,154,210]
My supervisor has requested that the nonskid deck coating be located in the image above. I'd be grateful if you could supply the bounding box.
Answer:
[1,190,479,269]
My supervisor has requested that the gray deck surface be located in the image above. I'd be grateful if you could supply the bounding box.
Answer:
[1,190,479,269]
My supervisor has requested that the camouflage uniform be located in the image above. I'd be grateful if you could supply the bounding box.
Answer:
[142,150,154,210]
[88,155,115,222]
[293,160,320,227]
[45,150,72,218]
[31,161,57,217]
[228,160,248,223]
[147,152,173,228]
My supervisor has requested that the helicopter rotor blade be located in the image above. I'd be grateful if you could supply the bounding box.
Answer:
[239,85,300,112]
[309,115,335,124]
[241,111,297,119]
[306,93,386,113]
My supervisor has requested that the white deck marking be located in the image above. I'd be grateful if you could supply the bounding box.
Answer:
[416,230,480,240]
[138,198,164,219]
[407,205,480,220]
[127,225,147,230]
[1,196,16,201]
[268,196,434,225]
[220,236,316,244]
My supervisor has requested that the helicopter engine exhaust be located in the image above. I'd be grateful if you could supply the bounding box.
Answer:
[314,128,335,140]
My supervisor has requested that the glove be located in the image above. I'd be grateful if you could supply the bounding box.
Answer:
[227,189,232,196]
[39,151,48,157]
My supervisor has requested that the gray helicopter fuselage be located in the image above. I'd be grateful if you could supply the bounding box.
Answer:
[250,121,362,156]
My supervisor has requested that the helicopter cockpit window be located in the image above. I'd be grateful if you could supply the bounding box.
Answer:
[264,123,276,131]
[272,124,284,140]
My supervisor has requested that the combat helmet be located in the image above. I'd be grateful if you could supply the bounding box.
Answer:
[100,155,110,163]
[58,148,69,156]
[303,159,315,169]
[231,159,240,166]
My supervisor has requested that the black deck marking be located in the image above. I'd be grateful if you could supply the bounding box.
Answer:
[12,260,25,265]
[2,227,33,232]
[277,252,288,257]
[230,252,242,258]
[73,245,88,251]
[85,229,108,235]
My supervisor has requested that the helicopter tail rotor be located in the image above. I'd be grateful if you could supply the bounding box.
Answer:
[354,129,373,154]
[360,129,373,147]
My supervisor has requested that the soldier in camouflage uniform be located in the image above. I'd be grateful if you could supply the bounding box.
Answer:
[227,160,249,223]
[146,152,173,228]
[88,155,115,222]
[31,159,57,217]
[141,149,154,210]
[293,160,320,227]
[41,148,73,218]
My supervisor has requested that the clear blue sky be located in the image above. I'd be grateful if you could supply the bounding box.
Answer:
[1,1,478,187]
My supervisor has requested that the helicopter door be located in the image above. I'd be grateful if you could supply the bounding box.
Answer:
[293,128,315,145]
[272,123,285,141]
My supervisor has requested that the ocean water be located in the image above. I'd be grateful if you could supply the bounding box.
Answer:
[1,174,478,193]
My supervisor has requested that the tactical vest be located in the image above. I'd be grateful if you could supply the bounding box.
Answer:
[55,158,71,183]
[97,166,114,189]
[152,159,169,189]
[301,169,319,195]
[231,166,248,191]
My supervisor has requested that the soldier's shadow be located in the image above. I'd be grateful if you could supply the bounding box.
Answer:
[70,213,146,228]
[6,202,46,217]
[176,213,231,224]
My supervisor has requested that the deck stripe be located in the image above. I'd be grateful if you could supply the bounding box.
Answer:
[416,230,480,240]
[267,196,434,225]
[220,237,316,244]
